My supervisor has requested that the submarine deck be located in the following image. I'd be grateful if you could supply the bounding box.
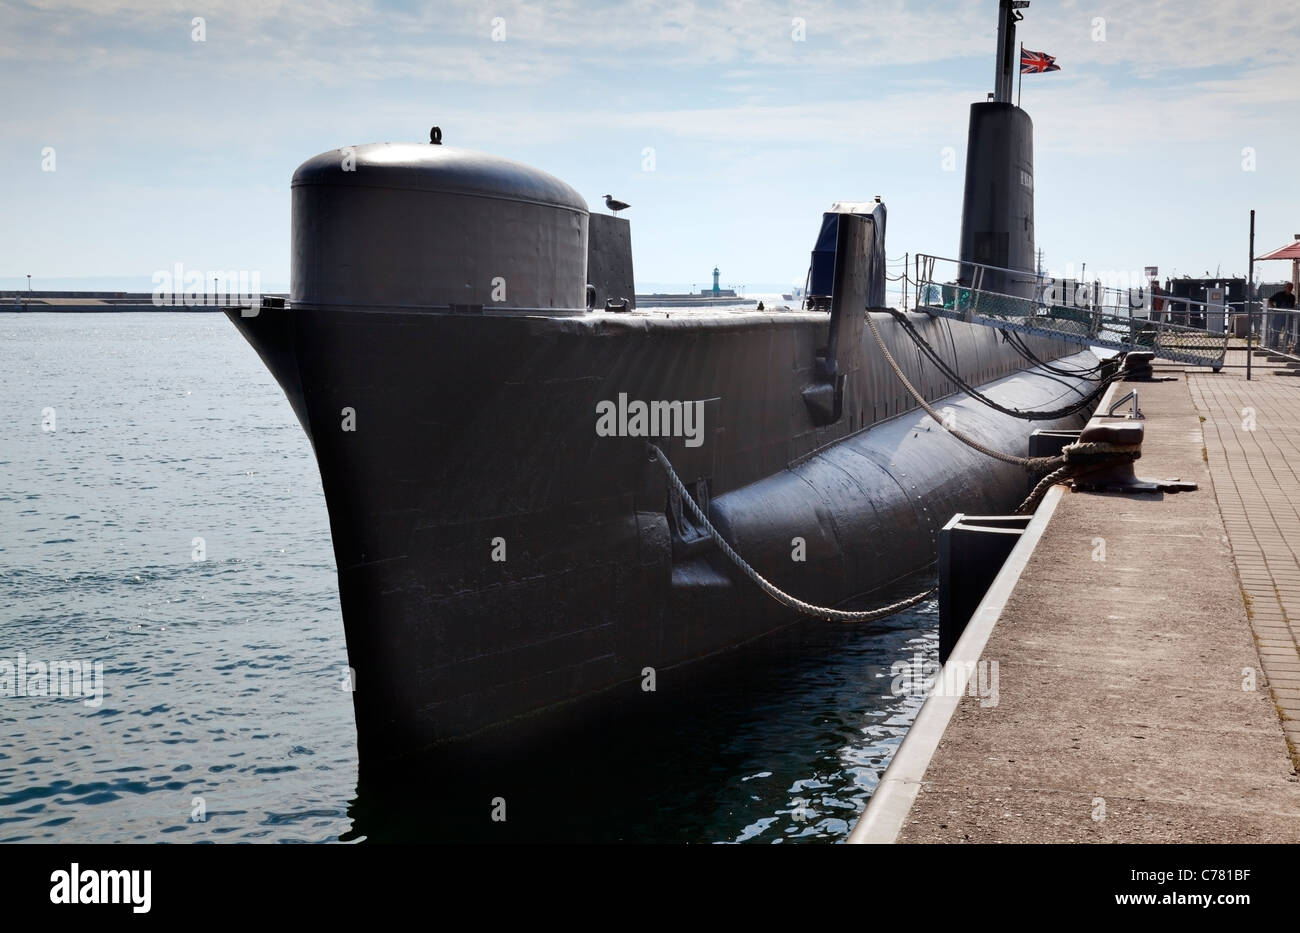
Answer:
[853,357,1300,843]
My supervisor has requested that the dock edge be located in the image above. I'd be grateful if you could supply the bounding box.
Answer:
[847,482,1068,844]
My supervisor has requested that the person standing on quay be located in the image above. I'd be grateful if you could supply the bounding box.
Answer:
[1149,278,1164,323]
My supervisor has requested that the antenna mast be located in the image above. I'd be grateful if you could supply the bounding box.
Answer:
[993,0,1030,103]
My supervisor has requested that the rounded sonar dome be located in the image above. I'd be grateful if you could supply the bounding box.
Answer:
[291,142,589,311]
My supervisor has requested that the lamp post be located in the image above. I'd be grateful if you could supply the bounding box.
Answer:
[1247,210,1254,381]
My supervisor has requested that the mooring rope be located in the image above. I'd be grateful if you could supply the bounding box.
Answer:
[642,316,1141,621]
[648,444,935,623]
[863,310,1141,513]
[883,307,1114,418]
[864,311,1063,470]
[1014,466,1072,515]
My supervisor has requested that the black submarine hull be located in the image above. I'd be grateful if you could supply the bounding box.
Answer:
[228,303,1095,770]
[224,2,1073,777]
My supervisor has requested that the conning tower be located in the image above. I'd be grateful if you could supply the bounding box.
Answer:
[958,0,1036,298]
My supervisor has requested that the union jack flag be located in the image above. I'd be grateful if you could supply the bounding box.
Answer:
[1020,48,1060,74]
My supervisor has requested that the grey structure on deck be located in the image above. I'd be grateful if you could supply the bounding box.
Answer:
[587,214,635,311]
[291,143,588,312]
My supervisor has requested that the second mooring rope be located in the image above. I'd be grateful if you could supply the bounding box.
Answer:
[864,311,1139,512]
[865,311,1061,470]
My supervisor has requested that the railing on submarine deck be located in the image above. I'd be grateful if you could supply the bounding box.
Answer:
[910,253,1231,370]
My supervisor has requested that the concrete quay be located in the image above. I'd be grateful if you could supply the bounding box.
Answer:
[853,361,1300,843]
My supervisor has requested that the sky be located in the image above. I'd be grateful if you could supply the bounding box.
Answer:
[1,0,1298,297]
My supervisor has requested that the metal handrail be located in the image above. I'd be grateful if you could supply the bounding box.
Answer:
[911,253,1231,368]
[914,252,1237,318]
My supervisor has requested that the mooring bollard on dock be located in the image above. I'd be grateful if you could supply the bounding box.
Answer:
[940,372,1194,662]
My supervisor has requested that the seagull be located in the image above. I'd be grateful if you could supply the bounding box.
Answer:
[604,194,630,215]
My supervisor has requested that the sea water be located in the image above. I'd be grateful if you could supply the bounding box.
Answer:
[0,313,935,843]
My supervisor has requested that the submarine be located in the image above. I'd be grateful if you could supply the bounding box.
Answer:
[227,0,1102,773]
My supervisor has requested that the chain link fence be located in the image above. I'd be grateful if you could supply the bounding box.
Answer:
[913,254,1230,369]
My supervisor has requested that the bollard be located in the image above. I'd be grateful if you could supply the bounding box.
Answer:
[1069,403,1197,495]
[1120,350,1155,381]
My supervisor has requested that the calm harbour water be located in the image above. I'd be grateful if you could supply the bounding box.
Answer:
[0,313,936,843]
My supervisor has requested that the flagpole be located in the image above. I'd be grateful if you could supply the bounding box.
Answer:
[1017,42,1023,108]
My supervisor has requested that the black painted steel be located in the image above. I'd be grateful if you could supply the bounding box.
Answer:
[586,214,635,311]
[228,294,1096,771]
[938,514,1031,662]
[291,143,587,312]
[804,210,879,425]
[958,103,1035,298]
[230,71,1092,770]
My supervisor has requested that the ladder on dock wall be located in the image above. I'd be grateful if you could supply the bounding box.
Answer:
[913,253,1230,370]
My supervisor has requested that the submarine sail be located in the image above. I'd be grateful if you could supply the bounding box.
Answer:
[958,0,1036,299]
